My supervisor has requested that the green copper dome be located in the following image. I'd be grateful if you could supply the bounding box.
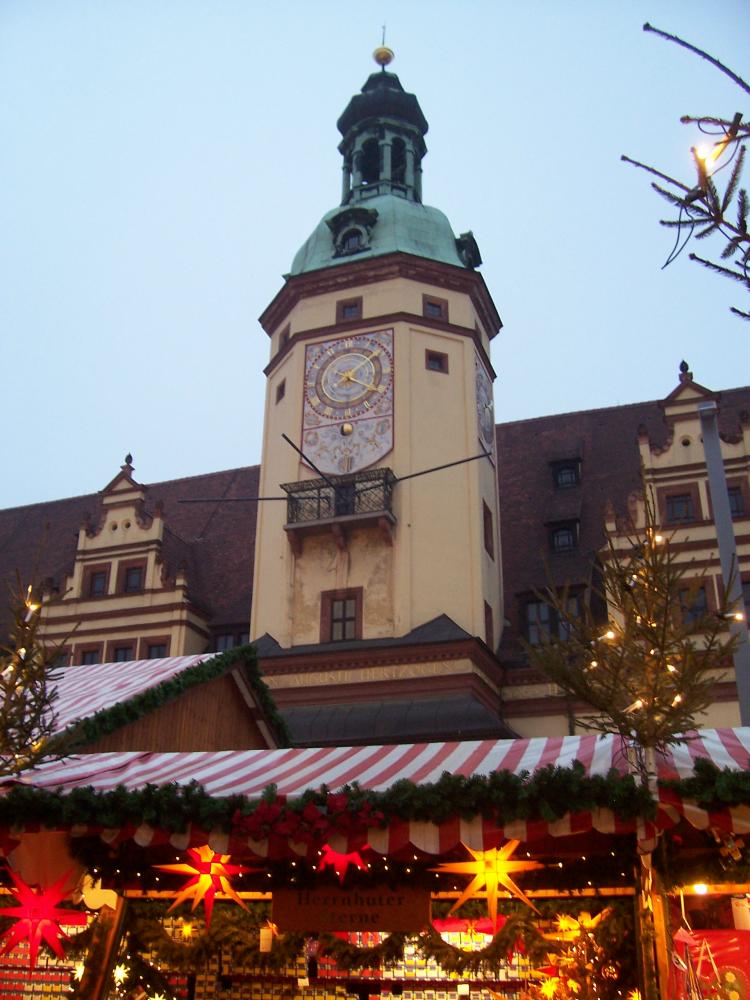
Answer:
[289,68,482,276]
[290,194,470,275]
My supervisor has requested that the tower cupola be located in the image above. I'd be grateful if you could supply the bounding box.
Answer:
[289,54,482,277]
[337,68,428,206]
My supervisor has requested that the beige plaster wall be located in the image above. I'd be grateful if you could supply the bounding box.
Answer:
[251,272,502,648]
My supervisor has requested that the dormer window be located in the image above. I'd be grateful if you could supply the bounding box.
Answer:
[342,230,363,253]
[549,520,579,553]
[326,206,378,259]
[552,461,580,489]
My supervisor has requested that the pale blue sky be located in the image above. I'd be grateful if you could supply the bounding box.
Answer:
[2,1,749,509]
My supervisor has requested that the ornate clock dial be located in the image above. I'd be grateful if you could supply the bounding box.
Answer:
[303,330,394,475]
[475,354,495,452]
[311,345,391,416]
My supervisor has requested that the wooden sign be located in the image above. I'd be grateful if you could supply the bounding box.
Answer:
[273,885,430,932]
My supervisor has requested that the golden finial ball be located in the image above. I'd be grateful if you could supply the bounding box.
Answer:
[340,422,354,437]
[373,46,394,68]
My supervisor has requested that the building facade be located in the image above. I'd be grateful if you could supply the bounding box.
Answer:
[1,63,749,743]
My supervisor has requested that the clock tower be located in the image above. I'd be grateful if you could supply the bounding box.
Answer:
[251,53,512,743]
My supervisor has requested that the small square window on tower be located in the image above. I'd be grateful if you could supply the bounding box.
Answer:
[336,297,363,323]
[422,294,449,321]
[425,350,449,373]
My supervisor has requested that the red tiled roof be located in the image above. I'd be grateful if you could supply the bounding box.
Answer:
[0,466,260,637]
[496,386,750,660]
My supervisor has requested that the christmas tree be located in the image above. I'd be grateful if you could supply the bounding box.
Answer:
[526,488,740,759]
[0,581,67,778]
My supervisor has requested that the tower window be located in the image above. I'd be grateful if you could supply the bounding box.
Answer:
[425,350,449,373]
[482,500,494,560]
[321,588,363,643]
[360,138,380,185]
[484,601,494,651]
[146,642,167,658]
[336,296,363,323]
[279,325,291,352]
[391,137,406,185]
[276,379,286,404]
[423,294,448,321]
[112,644,134,662]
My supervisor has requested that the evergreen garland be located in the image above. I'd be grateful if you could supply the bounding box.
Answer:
[58,645,290,751]
[0,763,656,836]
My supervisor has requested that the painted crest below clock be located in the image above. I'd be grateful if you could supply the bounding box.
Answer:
[303,329,394,474]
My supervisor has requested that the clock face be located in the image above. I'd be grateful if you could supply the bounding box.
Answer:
[475,353,495,453]
[303,330,394,475]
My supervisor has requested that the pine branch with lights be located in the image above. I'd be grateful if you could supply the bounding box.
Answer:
[0,579,70,778]
[526,490,739,757]
[621,24,750,320]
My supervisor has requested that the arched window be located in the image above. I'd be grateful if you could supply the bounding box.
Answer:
[391,137,406,185]
[360,138,380,185]
[340,229,363,254]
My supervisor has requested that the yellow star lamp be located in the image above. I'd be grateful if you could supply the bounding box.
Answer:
[431,840,542,921]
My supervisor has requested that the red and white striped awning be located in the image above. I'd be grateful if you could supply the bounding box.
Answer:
[51,655,211,734]
[16,729,750,857]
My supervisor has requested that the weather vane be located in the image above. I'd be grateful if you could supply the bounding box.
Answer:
[373,25,394,69]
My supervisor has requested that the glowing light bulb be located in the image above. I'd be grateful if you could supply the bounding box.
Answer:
[692,883,708,895]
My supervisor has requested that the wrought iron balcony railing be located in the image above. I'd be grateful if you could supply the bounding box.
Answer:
[281,468,396,527]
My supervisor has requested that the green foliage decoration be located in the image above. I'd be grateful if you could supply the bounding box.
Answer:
[0,765,655,837]
[60,645,290,751]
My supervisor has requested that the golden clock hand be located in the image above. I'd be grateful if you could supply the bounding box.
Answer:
[345,374,384,392]
[343,350,379,380]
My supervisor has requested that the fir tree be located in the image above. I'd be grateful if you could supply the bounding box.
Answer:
[0,581,67,778]
[526,490,739,758]
[622,24,750,320]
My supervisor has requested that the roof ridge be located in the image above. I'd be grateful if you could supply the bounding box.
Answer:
[496,385,750,429]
